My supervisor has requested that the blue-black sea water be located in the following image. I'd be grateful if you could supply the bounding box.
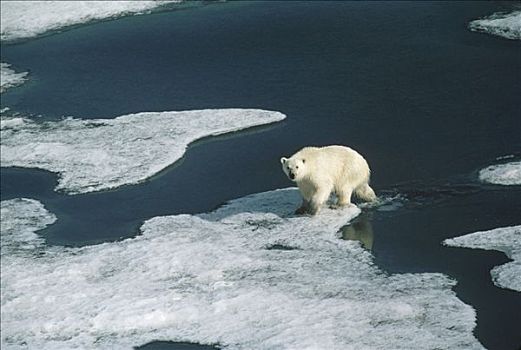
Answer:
[1,1,520,349]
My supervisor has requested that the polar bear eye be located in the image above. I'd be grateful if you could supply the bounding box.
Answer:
[296,166,299,169]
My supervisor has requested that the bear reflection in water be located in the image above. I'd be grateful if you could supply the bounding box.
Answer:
[340,213,374,251]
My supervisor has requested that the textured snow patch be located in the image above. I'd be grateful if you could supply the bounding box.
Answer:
[479,161,521,185]
[0,189,484,349]
[0,0,179,42]
[0,63,28,93]
[469,11,521,40]
[0,109,286,194]
[444,225,521,292]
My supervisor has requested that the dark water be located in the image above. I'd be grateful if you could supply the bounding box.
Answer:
[1,1,520,349]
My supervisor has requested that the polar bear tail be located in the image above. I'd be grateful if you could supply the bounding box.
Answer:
[354,183,377,202]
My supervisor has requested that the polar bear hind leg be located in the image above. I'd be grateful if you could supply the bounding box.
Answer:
[336,187,354,207]
[354,183,377,202]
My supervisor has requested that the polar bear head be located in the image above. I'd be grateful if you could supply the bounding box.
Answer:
[280,156,306,182]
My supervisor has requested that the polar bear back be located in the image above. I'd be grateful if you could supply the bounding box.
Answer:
[295,145,371,190]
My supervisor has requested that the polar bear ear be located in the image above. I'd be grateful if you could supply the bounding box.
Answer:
[280,157,287,165]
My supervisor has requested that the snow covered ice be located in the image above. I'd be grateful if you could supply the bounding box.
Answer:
[0,190,484,349]
[0,198,57,256]
[444,226,521,292]
[0,0,178,42]
[0,109,286,194]
[469,11,521,40]
[478,161,521,185]
[0,63,28,93]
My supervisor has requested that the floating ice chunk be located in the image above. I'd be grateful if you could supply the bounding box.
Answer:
[444,226,521,292]
[469,11,521,40]
[1,189,484,349]
[0,116,26,129]
[0,198,56,256]
[0,109,286,194]
[0,63,28,93]
[496,154,515,161]
[478,161,521,185]
[0,0,179,42]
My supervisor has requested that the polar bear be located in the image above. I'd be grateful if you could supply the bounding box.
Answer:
[280,145,376,215]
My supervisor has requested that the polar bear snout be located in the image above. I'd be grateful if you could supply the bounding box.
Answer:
[283,168,296,181]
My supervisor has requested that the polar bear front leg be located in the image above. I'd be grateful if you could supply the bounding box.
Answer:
[295,199,310,215]
[308,188,331,215]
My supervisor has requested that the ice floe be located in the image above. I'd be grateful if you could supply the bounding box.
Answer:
[444,226,521,292]
[478,161,521,185]
[0,0,179,42]
[0,198,56,256]
[0,63,28,93]
[0,109,286,194]
[469,11,521,40]
[1,190,484,349]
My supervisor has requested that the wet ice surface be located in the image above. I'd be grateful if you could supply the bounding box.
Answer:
[478,161,521,185]
[0,0,178,42]
[1,190,484,350]
[469,11,521,40]
[0,109,286,194]
[444,226,521,292]
[0,63,28,93]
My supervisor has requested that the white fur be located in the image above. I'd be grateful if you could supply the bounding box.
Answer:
[281,145,376,215]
